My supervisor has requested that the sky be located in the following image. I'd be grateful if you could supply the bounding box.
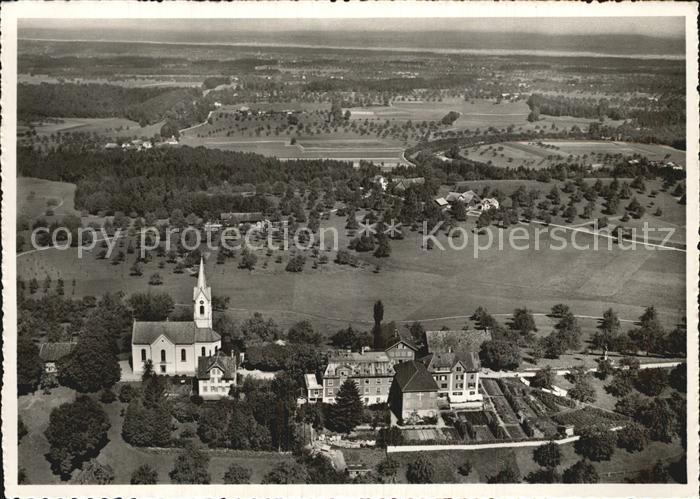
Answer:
[19,17,685,39]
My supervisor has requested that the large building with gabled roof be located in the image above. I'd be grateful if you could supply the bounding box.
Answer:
[389,360,439,420]
[131,258,221,376]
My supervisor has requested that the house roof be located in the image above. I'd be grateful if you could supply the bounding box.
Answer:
[220,212,264,222]
[304,373,322,390]
[425,329,491,355]
[132,321,220,345]
[38,342,77,362]
[434,197,449,207]
[384,336,418,352]
[197,353,237,380]
[422,351,480,373]
[393,360,439,392]
[325,351,394,377]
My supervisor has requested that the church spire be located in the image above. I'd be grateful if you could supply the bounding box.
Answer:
[197,256,207,290]
[193,256,212,329]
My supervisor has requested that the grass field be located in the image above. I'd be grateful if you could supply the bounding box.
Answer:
[18,177,80,220]
[460,140,685,170]
[18,73,203,88]
[18,117,164,140]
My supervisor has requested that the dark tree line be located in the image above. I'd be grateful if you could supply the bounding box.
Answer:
[18,83,200,126]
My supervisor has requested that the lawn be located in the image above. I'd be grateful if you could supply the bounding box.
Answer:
[386,436,685,483]
[19,117,164,140]
[18,197,685,339]
[460,140,684,170]
[18,177,80,220]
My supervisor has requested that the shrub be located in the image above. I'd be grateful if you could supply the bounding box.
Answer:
[100,388,117,404]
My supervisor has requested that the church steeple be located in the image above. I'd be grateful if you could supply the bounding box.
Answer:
[197,257,207,290]
[193,257,213,329]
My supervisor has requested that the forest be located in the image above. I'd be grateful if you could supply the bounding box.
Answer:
[18,145,356,216]
[17,83,203,126]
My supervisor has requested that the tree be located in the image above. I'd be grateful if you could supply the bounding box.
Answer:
[169,444,211,484]
[373,233,391,257]
[457,459,473,477]
[377,457,400,482]
[17,336,44,394]
[479,340,520,370]
[287,320,322,345]
[131,464,158,484]
[638,398,677,442]
[222,463,252,484]
[476,211,491,230]
[569,376,596,403]
[73,459,114,484]
[617,422,648,453]
[376,426,404,448]
[574,427,617,461]
[550,303,570,318]
[262,461,309,484]
[488,464,521,483]
[563,459,599,483]
[148,273,163,286]
[669,363,686,393]
[525,467,561,483]
[327,379,363,434]
[239,249,258,270]
[285,254,306,272]
[406,455,435,483]
[127,292,175,321]
[58,327,121,392]
[533,442,562,468]
[511,308,536,335]
[634,367,668,396]
[373,300,384,349]
[530,366,555,388]
[629,461,669,483]
[44,395,110,478]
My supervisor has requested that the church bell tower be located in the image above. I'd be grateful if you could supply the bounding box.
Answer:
[193,257,213,328]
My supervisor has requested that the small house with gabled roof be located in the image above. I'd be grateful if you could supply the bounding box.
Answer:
[197,352,238,399]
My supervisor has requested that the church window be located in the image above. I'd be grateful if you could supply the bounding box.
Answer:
[202,347,206,357]
[161,349,166,362]
[181,349,186,362]
[200,305,205,315]
[141,349,146,362]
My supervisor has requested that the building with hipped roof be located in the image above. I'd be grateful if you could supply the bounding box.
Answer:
[321,349,396,405]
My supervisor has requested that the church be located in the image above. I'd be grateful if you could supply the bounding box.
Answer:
[131,258,222,376]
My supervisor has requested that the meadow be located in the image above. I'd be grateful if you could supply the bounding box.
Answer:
[460,140,685,170]
[18,117,164,140]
